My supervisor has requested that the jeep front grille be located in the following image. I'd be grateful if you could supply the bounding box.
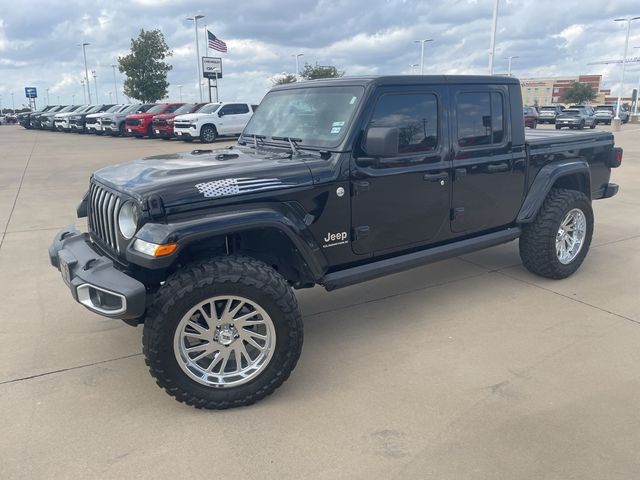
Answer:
[89,183,121,253]
[86,117,97,124]
[126,118,140,126]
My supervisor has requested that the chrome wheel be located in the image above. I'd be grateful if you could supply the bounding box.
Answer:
[556,208,587,264]
[173,296,276,388]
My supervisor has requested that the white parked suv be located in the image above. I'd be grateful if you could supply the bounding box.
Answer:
[173,102,256,143]
[86,104,126,134]
[53,105,88,131]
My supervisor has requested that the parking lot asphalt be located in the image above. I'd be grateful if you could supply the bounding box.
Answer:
[1,125,639,479]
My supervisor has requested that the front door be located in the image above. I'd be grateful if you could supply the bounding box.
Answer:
[351,87,451,255]
[218,103,250,134]
[449,87,526,233]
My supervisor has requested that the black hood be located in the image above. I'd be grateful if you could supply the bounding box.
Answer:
[93,147,315,207]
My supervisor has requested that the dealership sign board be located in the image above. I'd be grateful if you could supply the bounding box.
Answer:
[202,57,222,79]
[25,87,37,98]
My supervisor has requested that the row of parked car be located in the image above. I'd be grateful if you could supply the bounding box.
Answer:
[17,101,258,143]
[523,104,632,130]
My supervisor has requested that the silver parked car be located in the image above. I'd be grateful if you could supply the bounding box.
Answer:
[594,105,630,125]
[555,107,597,130]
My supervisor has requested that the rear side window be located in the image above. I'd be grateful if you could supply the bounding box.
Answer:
[368,93,439,154]
[222,104,250,115]
[456,92,504,147]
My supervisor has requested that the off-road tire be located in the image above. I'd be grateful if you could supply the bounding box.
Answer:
[118,123,126,136]
[519,188,593,279]
[143,255,303,409]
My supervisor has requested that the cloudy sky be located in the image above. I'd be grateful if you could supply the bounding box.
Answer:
[1,0,640,109]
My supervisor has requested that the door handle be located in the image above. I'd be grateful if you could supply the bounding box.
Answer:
[423,172,448,182]
[486,163,509,173]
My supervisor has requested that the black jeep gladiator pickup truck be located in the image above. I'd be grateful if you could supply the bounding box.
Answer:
[49,76,622,409]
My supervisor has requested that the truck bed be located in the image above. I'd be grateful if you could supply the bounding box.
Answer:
[525,128,613,150]
[524,128,615,200]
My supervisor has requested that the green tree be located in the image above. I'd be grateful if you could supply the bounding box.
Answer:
[271,73,297,85]
[561,82,596,104]
[118,29,173,102]
[300,62,345,80]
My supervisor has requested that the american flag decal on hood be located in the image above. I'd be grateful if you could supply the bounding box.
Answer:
[195,178,289,198]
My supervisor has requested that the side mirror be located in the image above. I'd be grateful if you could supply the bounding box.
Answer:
[218,110,225,117]
[364,127,399,158]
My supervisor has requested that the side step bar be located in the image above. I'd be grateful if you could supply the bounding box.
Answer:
[321,228,521,291]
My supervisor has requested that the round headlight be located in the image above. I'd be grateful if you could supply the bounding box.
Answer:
[118,201,139,239]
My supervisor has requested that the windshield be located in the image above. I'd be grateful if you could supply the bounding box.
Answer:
[540,107,557,111]
[243,85,364,148]
[56,105,77,113]
[147,105,165,114]
[562,109,580,115]
[596,106,614,111]
[199,103,221,114]
[85,105,102,113]
[106,105,123,113]
[174,104,196,114]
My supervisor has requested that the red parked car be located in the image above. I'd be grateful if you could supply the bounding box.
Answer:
[151,103,207,140]
[523,106,539,129]
[124,103,184,138]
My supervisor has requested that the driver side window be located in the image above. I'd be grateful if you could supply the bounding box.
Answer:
[367,93,439,156]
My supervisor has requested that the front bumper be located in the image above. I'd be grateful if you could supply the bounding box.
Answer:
[87,123,102,132]
[174,127,197,139]
[125,124,147,136]
[49,226,146,320]
[153,125,174,137]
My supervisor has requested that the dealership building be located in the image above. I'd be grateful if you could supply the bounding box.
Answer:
[520,75,609,106]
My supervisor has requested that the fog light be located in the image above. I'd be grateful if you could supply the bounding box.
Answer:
[133,239,178,257]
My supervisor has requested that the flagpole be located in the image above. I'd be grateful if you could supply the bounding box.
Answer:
[204,24,212,103]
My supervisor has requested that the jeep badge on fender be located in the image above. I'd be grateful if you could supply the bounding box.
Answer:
[48,75,621,409]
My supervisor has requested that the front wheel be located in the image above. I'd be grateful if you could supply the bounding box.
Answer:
[519,189,593,279]
[200,125,217,143]
[143,256,303,409]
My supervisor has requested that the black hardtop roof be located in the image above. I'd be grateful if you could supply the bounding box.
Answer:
[272,75,521,90]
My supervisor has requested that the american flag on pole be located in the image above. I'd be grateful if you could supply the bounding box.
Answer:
[207,30,227,53]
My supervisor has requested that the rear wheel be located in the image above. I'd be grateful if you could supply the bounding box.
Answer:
[200,125,217,143]
[555,125,561,130]
[532,120,537,129]
[519,189,593,279]
[118,123,126,136]
[578,120,585,130]
[590,121,596,129]
[143,256,303,409]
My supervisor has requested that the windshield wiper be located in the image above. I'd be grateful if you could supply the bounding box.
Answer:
[271,136,303,155]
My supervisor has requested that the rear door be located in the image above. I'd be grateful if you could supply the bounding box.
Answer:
[449,87,526,233]
[350,86,451,254]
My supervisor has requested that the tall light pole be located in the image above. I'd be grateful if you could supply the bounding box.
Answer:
[186,14,205,102]
[72,94,76,104]
[291,53,304,80]
[414,39,433,75]
[634,46,640,116]
[488,0,500,75]
[505,55,519,76]
[11,92,14,111]
[111,64,119,104]
[612,17,640,129]
[46,88,50,105]
[78,42,92,103]
[108,92,113,103]
[91,70,98,103]
[178,84,183,102]
[80,80,86,103]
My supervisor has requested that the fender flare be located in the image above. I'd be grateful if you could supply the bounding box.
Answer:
[517,160,591,223]
[127,204,327,280]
